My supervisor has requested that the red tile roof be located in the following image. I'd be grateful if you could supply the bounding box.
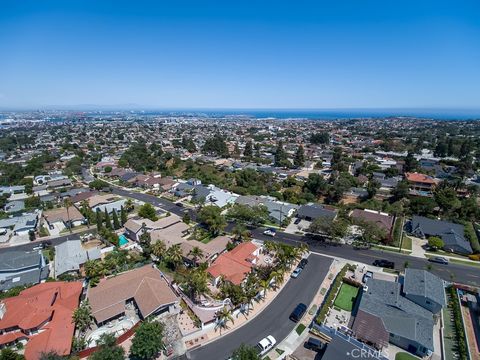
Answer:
[207,242,258,285]
[0,282,82,360]
[405,172,437,185]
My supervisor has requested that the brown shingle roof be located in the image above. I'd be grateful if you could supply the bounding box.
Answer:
[88,265,178,324]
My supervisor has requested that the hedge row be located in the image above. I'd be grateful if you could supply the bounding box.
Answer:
[448,286,468,360]
[315,264,351,324]
[462,221,480,253]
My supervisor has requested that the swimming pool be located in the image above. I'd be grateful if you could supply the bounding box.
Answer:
[118,234,128,246]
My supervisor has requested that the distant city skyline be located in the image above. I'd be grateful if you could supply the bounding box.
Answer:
[1,0,480,109]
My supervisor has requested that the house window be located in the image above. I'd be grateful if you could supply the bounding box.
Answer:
[426,300,431,304]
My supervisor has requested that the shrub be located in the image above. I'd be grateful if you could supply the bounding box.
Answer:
[448,286,468,360]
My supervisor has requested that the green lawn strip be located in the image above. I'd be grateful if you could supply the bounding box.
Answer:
[296,324,306,335]
[401,235,412,251]
[395,352,419,360]
[333,283,359,312]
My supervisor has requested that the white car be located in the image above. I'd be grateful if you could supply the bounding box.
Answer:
[256,335,276,356]
[291,267,303,278]
[263,229,276,237]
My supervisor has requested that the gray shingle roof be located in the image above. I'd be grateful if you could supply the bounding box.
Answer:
[409,215,472,254]
[297,204,337,220]
[403,268,446,307]
[356,278,435,351]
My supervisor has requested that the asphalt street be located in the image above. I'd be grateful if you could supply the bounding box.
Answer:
[188,254,333,360]
[105,185,480,286]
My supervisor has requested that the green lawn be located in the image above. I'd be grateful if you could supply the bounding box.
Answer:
[333,283,359,312]
[395,352,418,360]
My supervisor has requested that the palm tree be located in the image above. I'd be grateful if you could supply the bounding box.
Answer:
[151,241,166,261]
[215,306,234,334]
[64,198,73,233]
[263,240,277,255]
[166,244,183,269]
[259,279,270,301]
[188,246,204,267]
[72,300,93,334]
[232,224,251,242]
[270,268,285,290]
[183,268,210,303]
[125,198,133,211]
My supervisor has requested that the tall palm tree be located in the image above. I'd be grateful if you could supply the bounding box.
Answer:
[232,224,251,242]
[188,246,204,267]
[72,300,93,334]
[263,240,277,255]
[64,198,73,233]
[166,244,183,269]
[270,268,285,290]
[215,306,234,334]
[151,241,166,261]
[259,279,270,301]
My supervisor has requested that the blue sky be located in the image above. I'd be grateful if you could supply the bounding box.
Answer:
[1,0,479,109]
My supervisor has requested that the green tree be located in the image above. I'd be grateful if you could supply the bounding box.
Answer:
[130,320,165,360]
[434,185,461,215]
[231,344,261,360]
[202,134,229,157]
[96,209,103,232]
[104,208,112,230]
[188,246,204,266]
[88,179,109,191]
[309,217,348,242]
[366,179,381,199]
[88,333,124,360]
[227,204,268,226]
[392,180,409,201]
[428,236,445,250]
[310,132,329,145]
[182,268,210,302]
[215,306,234,334]
[165,244,183,269]
[303,173,328,197]
[274,141,289,168]
[182,212,191,224]
[120,206,127,225]
[293,145,305,168]
[73,300,93,333]
[39,351,65,360]
[243,140,253,159]
[404,151,418,172]
[111,209,120,230]
[139,230,152,258]
[138,203,158,221]
[198,205,226,235]
[0,349,25,360]
[151,241,166,261]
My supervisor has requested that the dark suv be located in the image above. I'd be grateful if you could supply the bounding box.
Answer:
[304,337,326,351]
[289,303,307,322]
[299,258,308,269]
[373,259,395,269]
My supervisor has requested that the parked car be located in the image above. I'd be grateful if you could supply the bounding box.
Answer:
[429,256,449,265]
[294,218,301,225]
[175,202,184,207]
[299,258,308,269]
[256,335,276,356]
[291,267,303,278]
[304,337,326,351]
[362,271,373,283]
[372,259,395,269]
[263,228,276,237]
[289,303,307,322]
